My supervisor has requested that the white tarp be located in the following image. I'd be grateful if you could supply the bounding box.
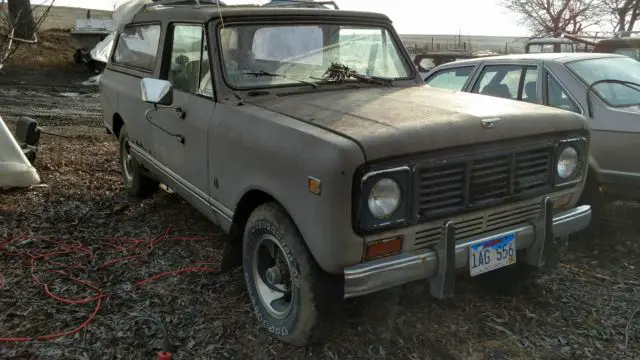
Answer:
[0,115,40,189]
[90,0,153,63]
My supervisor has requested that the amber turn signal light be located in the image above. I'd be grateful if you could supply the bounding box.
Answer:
[365,236,403,260]
[553,194,571,211]
[307,177,321,195]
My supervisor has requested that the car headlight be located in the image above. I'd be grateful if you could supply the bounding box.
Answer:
[557,146,579,179]
[367,178,401,219]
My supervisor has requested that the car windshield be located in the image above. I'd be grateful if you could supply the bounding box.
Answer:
[219,23,412,89]
[566,56,640,107]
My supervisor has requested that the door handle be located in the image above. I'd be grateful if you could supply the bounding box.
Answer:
[175,107,186,120]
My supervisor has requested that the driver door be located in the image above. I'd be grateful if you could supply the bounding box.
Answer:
[150,23,215,204]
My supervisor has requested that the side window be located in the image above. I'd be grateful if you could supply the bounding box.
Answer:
[521,67,538,103]
[424,66,473,91]
[471,65,537,101]
[546,74,580,113]
[167,24,212,97]
[113,24,161,71]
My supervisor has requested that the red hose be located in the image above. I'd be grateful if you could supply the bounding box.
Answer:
[0,227,219,347]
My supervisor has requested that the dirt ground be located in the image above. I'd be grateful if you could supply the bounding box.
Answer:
[0,32,639,360]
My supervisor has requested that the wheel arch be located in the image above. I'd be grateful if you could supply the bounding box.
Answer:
[223,188,318,270]
[112,113,124,138]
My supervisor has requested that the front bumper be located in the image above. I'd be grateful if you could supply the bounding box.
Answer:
[343,197,591,299]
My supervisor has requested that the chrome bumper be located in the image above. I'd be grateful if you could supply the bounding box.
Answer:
[343,198,591,299]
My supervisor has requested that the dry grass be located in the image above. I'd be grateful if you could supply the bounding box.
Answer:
[0,65,639,359]
[2,29,77,70]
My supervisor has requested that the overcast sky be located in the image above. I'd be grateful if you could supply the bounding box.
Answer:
[33,0,529,36]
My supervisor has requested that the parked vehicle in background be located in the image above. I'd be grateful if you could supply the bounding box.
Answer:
[424,52,640,226]
[414,51,497,78]
[525,37,576,53]
[99,1,592,346]
[562,32,640,60]
[414,51,473,77]
[592,38,640,61]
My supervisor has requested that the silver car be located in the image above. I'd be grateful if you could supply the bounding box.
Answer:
[424,52,640,222]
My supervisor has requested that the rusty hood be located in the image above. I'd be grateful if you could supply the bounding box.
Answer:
[250,85,588,161]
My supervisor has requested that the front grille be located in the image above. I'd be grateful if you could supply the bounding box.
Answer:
[416,145,552,220]
[414,201,541,250]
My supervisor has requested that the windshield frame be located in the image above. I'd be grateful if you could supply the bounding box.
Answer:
[214,19,417,91]
[564,55,640,108]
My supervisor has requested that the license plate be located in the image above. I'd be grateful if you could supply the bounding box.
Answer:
[469,233,516,276]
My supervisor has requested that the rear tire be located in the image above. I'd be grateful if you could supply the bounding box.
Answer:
[242,202,341,346]
[118,125,159,198]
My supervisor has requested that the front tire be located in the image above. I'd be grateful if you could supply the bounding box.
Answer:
[118,125,159,198]
[242,202,341,346]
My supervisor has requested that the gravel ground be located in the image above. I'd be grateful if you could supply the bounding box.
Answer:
[1,62,639,359]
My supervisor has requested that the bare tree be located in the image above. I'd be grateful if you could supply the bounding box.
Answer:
[8,0,36,40]
[0,0,55,69]
[500,0,601,36]
[599,0,640,35]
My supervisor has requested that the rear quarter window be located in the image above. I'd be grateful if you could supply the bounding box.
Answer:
[424,66,474,91]
[113,24,162,71]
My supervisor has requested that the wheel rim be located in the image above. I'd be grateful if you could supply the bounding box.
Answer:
[252,234,295,319]
[121,140,134,185]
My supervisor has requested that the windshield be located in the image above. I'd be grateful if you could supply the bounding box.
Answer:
[219,23,412,89]
[566,56,640,107]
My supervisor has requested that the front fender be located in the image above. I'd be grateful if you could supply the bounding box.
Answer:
[209,103,367,274]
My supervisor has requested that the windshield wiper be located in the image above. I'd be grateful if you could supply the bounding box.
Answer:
[243,70,318,89]
[586,79,640,117]
[316,62,394,86]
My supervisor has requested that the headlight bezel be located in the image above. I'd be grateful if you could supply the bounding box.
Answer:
[554,137,588,186]
[356,166,412,234]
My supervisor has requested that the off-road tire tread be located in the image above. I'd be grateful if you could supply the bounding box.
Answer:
[244,202,342,346]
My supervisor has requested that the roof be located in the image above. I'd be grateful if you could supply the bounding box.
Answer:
[132,4,390,23]
[436,52,627,66]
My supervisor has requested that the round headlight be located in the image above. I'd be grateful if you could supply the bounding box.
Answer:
[367,178,401,219]
[557,146,579,179]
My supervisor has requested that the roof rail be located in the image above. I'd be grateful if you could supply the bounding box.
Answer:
[261,0,339,9]
[146,0,227,8]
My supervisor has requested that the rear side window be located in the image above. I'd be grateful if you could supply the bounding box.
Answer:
[471,64,538,101]
[113,24,162,71]
[424,66,473,91]
[546,74,580,113]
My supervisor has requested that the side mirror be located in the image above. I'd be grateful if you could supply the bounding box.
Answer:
[141,78,173,106]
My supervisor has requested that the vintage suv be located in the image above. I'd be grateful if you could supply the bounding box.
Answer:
[99,0,592,346]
